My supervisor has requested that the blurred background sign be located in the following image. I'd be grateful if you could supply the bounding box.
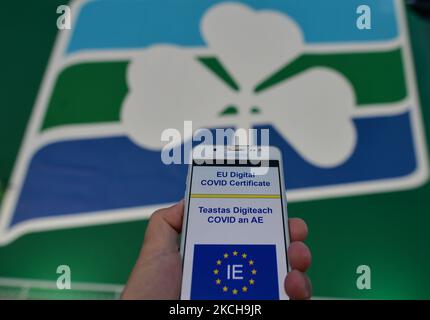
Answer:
[0,0,429,299]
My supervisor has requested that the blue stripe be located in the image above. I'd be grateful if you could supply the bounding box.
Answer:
[67,0,399,54]
[10,111,416,227]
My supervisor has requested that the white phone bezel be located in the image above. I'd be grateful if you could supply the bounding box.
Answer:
[179,145,291,299]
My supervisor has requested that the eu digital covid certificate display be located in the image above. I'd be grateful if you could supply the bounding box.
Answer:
[181,160,289,300]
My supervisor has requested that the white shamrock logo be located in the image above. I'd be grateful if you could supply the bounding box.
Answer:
[121,2,357,167]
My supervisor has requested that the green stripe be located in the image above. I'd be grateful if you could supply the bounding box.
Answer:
[197,57,240,91]
[255,48,407,105]
[41,62,128,131]
[41,49,406,131]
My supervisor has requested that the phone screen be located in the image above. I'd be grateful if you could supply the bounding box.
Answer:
[180,159,289,300]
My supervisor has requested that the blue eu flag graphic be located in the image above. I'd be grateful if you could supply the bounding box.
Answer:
[191,244,279,299]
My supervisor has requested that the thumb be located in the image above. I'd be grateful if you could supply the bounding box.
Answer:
[140,200,184,259]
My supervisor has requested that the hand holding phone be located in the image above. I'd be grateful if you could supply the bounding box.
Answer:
[122,146,311,300]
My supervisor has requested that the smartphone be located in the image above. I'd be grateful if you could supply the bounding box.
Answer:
[180,145,290,300]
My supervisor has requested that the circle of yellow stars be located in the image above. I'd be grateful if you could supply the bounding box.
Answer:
[213,249,257,296]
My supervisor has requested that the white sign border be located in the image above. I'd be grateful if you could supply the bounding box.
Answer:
[0,0,427,245]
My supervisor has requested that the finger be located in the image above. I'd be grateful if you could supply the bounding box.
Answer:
[289,218,308,242]
[288,241,311,272]
[285,270,312,300]
[153,200,184,233]
[141,200,184,257]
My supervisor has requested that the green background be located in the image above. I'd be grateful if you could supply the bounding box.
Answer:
[0,1,429,299]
